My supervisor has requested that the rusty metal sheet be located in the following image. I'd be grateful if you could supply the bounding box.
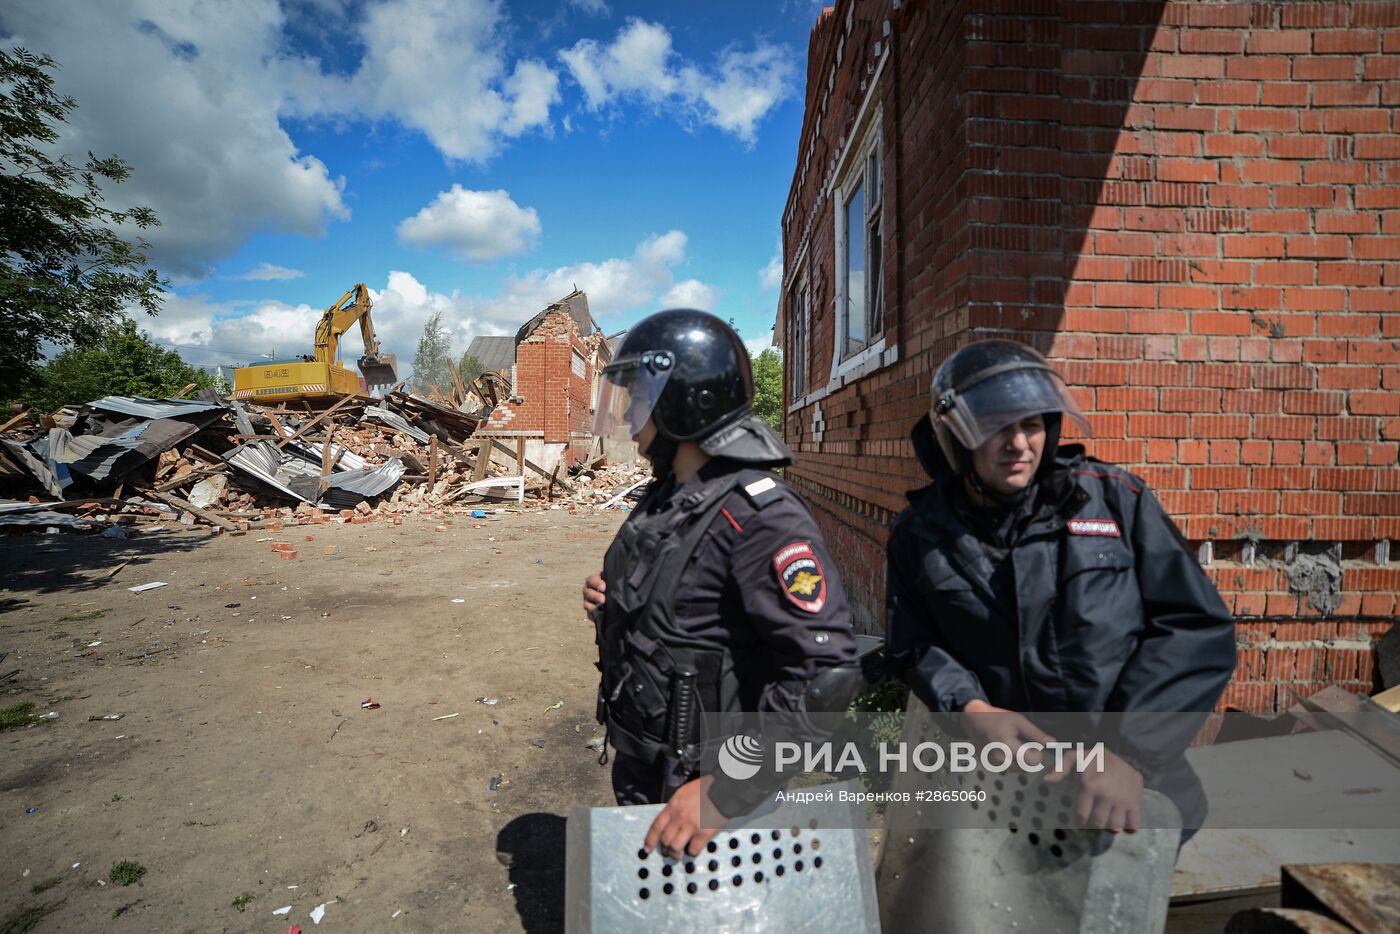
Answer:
[1280,863,1400,932]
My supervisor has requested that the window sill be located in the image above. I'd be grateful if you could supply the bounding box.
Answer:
[787,336,899,414]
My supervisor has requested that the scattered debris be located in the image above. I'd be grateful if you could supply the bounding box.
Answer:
[1,390,646,537]
[273,905,292,916]
[487,773,507,793]
[432,712,460,721]
[310,903,327,925]
[360,699,380,710]
[530,737,547,748]
[127,582,168,594]
[545,698,564,713]
[87,714,124,721]
[475,696,499,706]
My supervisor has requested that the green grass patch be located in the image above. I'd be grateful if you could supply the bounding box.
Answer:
[0,901,63,934]
[231,893,255,912]
[28,878,61,895]
[111,793,122,802]
[108,860,146,886]
[56,609,108,623]
[0,702,40,732]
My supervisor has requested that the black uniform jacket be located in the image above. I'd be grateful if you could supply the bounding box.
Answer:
[887,417,1236,785]
[662,457,858,711]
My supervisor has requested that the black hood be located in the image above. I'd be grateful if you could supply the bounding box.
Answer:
[698,411,794,468]
[911,414,956,482]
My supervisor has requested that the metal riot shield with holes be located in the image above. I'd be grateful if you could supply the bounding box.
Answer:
[565,780,880,933]
[875,696,1181,934]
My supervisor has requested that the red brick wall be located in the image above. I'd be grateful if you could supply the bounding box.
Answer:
[482,309,601,465]
[779,0,1400,712]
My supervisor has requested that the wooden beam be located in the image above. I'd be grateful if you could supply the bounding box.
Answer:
[488,439,574,492]
[0,411,32,434]
[321,425,335,477]
[153,464,228,493]
[275,392,358,449]
[471,439,492,482]
[428,435,439,488]
[141,489,239,531]
[171,383,198,399]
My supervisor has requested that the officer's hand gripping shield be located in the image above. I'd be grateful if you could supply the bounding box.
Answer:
[565,781,879,933]
[874,695,1181,934]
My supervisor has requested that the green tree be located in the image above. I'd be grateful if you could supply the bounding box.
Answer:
[411,310,454,394]
[751,348,783,431]
[0,48,167,404]
[28,320,212,412]
[458,352,487,383]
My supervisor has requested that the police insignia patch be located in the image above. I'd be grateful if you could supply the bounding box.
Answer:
[773,541,826,613]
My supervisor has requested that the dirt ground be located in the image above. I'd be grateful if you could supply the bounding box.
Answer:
[0,509,625,933]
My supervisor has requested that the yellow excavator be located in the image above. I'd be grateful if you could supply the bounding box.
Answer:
[231,283,399,405]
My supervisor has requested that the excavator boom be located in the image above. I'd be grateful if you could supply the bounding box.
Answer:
[232,282,399,404]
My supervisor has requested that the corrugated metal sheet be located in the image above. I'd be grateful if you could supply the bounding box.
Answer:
[48,418,201,482]
[223,441,396,506]
[361,405,431,444]
[89,396,228,419]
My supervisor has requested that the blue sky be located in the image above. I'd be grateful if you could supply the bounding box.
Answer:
[2,0,826,373]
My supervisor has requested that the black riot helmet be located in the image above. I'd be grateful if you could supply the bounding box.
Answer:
[595,309,754,443]
[929,340,1090,476]
[594,309,792,470]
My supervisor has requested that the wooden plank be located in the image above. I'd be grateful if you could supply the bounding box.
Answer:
[153,464,228,493]
[429,435,439,488]
[471,439,492,482]
[141,489,239,531]
[515,439,525,481]
[265,410,290,443]
[446,358,467,407]
[321,425,335,478]
[275,392,358,449]
[488,439,574,492]
[0,411,32,434]
[171,382,198,399]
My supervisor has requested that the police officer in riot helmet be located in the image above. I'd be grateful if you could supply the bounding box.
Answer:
[583,309,863,858]
[886,339,1235,836]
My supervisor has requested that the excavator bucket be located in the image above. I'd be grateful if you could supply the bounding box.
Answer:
[358,354,399,394]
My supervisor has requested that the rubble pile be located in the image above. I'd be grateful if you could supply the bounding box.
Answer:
[0,390,646,536]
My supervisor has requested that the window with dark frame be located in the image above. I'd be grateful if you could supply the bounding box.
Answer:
[840,135,883,361]
[789,282,808,400]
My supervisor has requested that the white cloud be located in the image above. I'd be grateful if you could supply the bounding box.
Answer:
[744,330,777,357]
[559,19,795,142]
[759,254,782,291]
[238,263,306,281]
[1,0,565,278]
[660,279,717,310]
[2,0,350,278]
[135,230,704,378]
[397,186,541,262]
[569,0,611,16]
[341,0,561,162]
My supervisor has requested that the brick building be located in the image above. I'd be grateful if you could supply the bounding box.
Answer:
[775,0,1399,712]
[476,290,612,472]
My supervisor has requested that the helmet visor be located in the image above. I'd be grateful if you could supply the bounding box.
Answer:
[934,367,1090,451]
[592,359,673,445]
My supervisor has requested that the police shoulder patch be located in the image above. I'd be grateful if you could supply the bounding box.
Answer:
[737,471,784,509]
[1068,518,1121,537]
[773,541,827,614]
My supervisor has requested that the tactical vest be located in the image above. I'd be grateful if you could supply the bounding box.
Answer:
[595,468,779,766]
